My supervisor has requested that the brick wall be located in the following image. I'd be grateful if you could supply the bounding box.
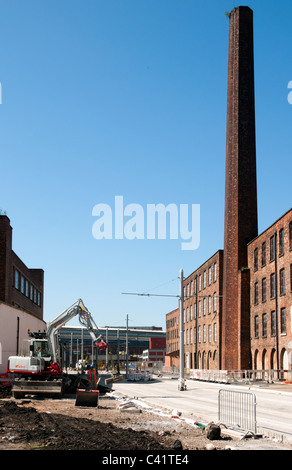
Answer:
[166,250,223,370]
[165,307,179,367]
[248,209,292,370]
[0,216,44,320]
[149,337,166,350]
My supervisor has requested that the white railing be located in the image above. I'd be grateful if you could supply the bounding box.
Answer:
[154,366,292,384]
[189,368,292,384]
[127,369,153,381]
[219,389,257,434]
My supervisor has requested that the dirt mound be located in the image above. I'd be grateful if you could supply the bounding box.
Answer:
[0,399,178,450]
[2,393,288,451]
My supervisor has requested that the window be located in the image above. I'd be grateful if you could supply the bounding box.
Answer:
[25,279,29,297]
[262,278,266,302]
[194,303,197,319]
[199,275,202,291]
[37,291,41,307]
[208,267,212,286]
[20,275,25,294]
[279,228,284,256]
[280,268,285,295]
[198,301,201,317]
[213,323,217,342]
[203,297,206,316]
[280,308,286,334]
[13,268,41,307]
[208,325,212,343]
[32,340,50,358]
[262,313,267,337]
[213,292,217,312]
[14,269,20,290]
[262,242,266,266]
[214,263,217,282]
[254,282,258,305]
[270,235,275,261]
[271,311,276,336]
[198,326,201,343]
[203,324,206,342]
[254,316,259,337]
[270,273,276,298]
[208,295,211,314]
[203,271,206,289]
[254,248,258,271]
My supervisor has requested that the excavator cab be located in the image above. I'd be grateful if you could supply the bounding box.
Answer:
[31,340,51,360]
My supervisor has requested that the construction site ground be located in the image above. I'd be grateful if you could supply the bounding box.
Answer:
[0,372,292,454]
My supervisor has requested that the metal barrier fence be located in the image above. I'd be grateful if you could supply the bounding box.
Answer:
[189,369,292,384]
[218,389,257,434]
[191,369,231,382]
[157,367,292,384]
[127,370,153,381]
[157,365,179,376]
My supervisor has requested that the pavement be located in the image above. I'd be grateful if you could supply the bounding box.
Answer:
[242,381,292,394]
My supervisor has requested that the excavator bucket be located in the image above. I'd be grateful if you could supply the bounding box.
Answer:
[75,389,99,407]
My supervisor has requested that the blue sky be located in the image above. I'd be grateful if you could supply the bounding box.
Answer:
[0,0,291,329]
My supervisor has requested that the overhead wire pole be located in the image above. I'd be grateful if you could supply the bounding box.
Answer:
[105,327,109,371]
[122,269,187,391]
[179,268,186,390]
[126,314,129,379]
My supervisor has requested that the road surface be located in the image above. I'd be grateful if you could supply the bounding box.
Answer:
[108,373,292,442]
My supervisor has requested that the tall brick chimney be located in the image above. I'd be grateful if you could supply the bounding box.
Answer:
[221,7,258,370]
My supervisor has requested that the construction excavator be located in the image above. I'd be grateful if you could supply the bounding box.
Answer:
[7,299,109,406]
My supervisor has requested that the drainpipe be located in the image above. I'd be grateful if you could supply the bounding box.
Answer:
[16,316,20,355]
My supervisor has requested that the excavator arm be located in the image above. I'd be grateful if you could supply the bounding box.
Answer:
[46,298,107,365]
[77,299,105,345]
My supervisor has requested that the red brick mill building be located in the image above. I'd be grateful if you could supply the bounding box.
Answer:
[248,210,292,373]
[165,7,292,377]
